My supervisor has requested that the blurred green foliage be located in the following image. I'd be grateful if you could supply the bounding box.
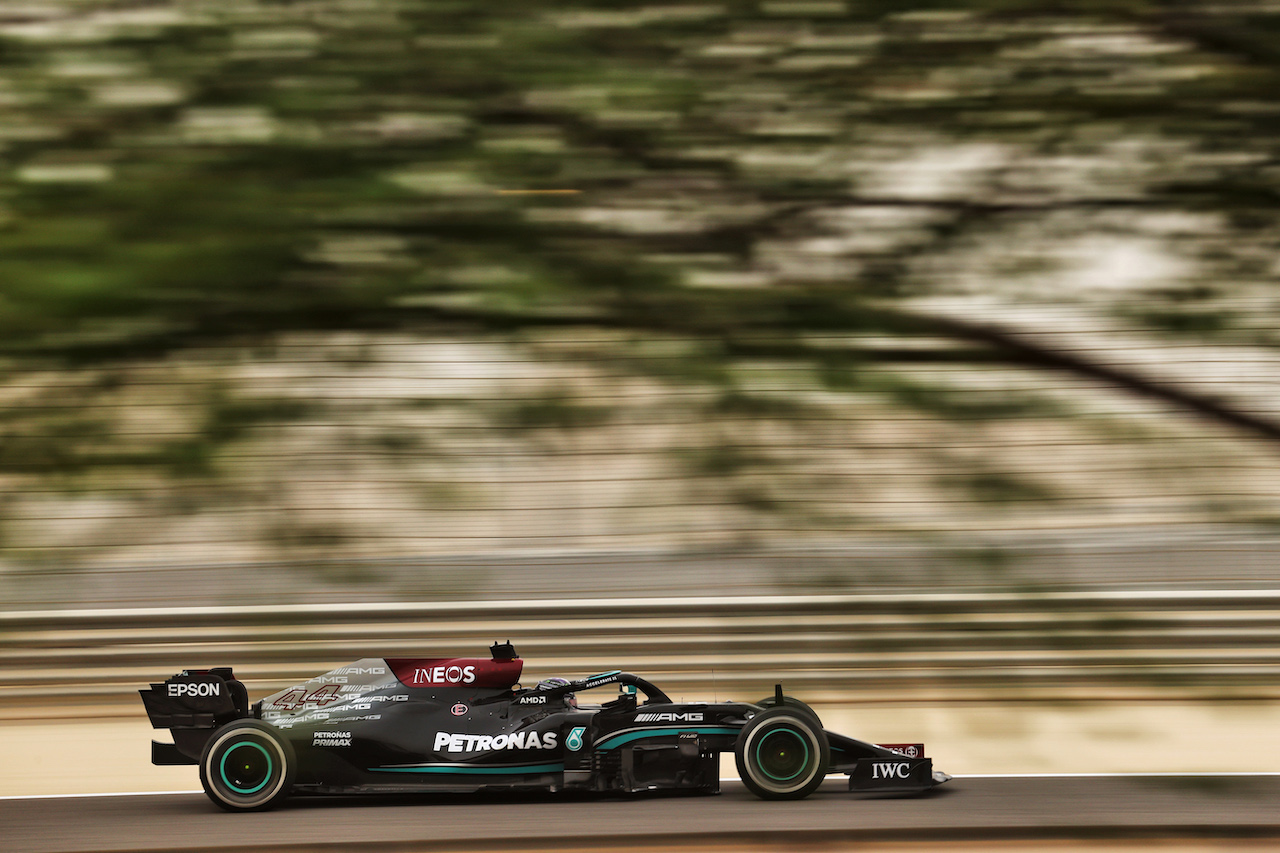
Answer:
[3,0,1280,571]
[0,0,1274,364]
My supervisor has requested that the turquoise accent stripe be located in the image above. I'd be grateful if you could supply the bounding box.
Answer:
[371,763,564,775]
[595,726,738,751]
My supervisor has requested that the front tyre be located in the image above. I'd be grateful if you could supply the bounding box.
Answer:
[735,708,829,800]
[199,720,295,812]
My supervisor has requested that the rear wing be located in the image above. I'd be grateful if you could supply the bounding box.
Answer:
[138,668,251,764]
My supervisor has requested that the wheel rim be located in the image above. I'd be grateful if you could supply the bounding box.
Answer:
[754,728,810,782]
[219,741,273,795]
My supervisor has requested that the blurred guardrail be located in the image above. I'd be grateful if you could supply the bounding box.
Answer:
[4,590,1280,711]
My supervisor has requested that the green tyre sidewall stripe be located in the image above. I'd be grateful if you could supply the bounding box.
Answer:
[736,710,828,799]
[755,728,809,782]
[219,741,274,795]
[201,722,294,811]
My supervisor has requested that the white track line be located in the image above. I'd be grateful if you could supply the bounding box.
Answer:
[7,773,1280,800]
[954,772,1280,779]
[0,790,202,800]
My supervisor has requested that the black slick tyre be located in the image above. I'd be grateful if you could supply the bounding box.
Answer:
[199,720,295,812]
[735,708,829,800]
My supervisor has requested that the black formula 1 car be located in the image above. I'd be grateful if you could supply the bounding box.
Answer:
[140,642,949,811]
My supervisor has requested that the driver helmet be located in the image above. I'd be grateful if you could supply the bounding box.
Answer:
[535,676,576,708]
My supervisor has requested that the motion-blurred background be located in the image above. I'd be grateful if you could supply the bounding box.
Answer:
[3,0,1280,793]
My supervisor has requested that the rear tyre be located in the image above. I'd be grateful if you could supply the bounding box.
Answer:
[735,708,829,800]
[199,720,295,812]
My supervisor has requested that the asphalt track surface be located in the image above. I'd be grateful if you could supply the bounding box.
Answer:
[7,776,1280,853]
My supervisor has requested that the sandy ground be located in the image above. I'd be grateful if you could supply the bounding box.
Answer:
[2,701,1277,797]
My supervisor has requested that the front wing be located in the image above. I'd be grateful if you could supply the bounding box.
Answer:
[828,735,950,793]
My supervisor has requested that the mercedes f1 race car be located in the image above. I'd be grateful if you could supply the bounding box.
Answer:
[140,642,949,811]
